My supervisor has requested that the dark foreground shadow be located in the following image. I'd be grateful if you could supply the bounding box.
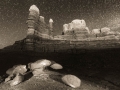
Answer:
[0,48,120,89]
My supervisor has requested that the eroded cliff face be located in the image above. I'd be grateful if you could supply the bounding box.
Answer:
[26,5,53,40]
[3,5,120,51]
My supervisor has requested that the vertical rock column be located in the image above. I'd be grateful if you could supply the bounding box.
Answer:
[39,16,45,23]
[26,5,40,35]
[25,5,40,50]
[49,18,54,38]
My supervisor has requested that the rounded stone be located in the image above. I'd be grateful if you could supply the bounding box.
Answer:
[61,74,81,88]
[50,63,63,70]
[30,59,51,70]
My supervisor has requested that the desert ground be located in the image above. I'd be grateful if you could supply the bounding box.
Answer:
[0,48,120,90]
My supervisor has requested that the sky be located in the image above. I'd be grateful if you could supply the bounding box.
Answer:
[0,0,120,49]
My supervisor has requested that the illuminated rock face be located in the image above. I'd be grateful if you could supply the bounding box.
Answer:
[92,29,101,35]
[63,24,69,33]
[63,19,89,35]
[49,18,54,36]
[27,5,40,35]
[27,28,35,35]
[62,74,81,88]
[71,19,86,30]
[29,5,39,14]
[68,23,73,31]
[85,27,90,34]
[63,19,87,32]
[101,27,110,33]
[49,18,53,29]
[39,16,45,23]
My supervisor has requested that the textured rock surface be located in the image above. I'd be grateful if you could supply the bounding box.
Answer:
[101,27,110,33]
[6,65,27,75]
[32,68,44,76]
[62,74,81,88]
[10,73,24,86]
[13,65,27,75]
[29,5,39,14]
[29,59,51,70]
[91,29,101,35]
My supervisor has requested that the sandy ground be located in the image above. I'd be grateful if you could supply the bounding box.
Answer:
[0,71,111,90]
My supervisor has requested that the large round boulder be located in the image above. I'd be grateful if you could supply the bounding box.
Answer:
[61,74,81,88]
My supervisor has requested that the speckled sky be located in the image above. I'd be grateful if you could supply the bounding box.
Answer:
[0,0,120,48]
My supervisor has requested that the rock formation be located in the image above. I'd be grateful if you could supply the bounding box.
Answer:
[49,18,53,29]
[91,29,101,37]
[26,5,54,39]
[63,19,89,34]
[39,16,45,23]
[63,24,69,35]
[3,5,120,52]
[61,19,90,40]
[101,27,110,34]
[49,18,54,36]
[71,19,86,30]
[10,73,24,86]
[27,5,40,35]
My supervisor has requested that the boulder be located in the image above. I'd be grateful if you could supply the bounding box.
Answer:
[61,75,81,88]
[50,63,63,70]
[6,65,27,75]
[29,59,51,70]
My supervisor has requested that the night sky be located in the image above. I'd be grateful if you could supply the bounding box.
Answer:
[0,0,120,49]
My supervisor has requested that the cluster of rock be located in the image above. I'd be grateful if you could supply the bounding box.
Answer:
[26,5,53,40]
[54,19,90,40]
[4,59,81,88]
[28,59,63,76]
[26,5,120,41]
[91,27,120,39]
[4,4,120,52]
[25,4,120,41]
[5,65,27,86]
[53,20,120,40]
